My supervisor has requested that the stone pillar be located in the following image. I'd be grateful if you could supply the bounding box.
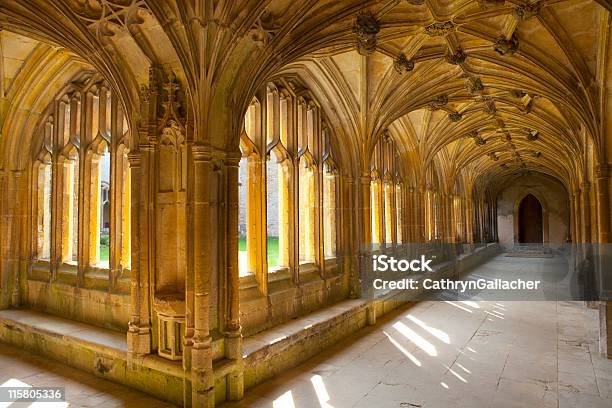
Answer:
[345,176,359,298]
[8,171,25,307]
[417,188,425,242]
[354,174,371,299]
[224,152,244,400]
[573,191,582,244]
[127,150,152,358]
[600,302,612,359]
[466,198,474,244]
[581,182,592,244]
[190,145,214,407]
[596,165,610,244]
[595,166,611,350]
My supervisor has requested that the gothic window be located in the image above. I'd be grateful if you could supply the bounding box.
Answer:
[29,79,130,284]
[58,97,80,264]
[371,133,401,246]
[238,80,341,284]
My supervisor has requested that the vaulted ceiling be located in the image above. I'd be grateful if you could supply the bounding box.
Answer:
[1,0,610,196]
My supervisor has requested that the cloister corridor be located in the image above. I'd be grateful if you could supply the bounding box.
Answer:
[4,1,612,406]
[222,254,612,408]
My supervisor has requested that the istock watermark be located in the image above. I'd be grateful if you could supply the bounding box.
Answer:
[372,254,433,272]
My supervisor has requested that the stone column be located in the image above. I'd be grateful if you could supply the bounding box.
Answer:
[595,166,612,350]
[345,176,359,298]
[596,165,610,244]
[466,198,474,244]
[581,183,592,244]
[573,191,582,244]
[8,171,25,307]
[126,150,152,358]
[416,188,425,242]
[224,152,244,400]
[600,302,612,359]
[191,145,214,407]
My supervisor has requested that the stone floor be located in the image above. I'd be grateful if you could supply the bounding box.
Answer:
[223,254,612,408]
[0,343,174,407]
[1,253,611,408]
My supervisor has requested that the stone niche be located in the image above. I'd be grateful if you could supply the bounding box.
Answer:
[154,119,188,361]
[154,294,185,361]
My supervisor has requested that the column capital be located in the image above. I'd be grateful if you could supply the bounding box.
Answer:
[581,181,591,191]
[224,150,242,167]
[192,143,213,162]
[359,174,371,184]
[127,152,141,168]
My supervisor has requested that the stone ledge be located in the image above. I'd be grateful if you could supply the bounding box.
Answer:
[0,309,184,406]
[242,243,500,390]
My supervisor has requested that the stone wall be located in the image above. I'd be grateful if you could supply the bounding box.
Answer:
[496,173,570,249]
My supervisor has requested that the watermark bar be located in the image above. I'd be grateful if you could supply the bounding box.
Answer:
[0,387,65,402]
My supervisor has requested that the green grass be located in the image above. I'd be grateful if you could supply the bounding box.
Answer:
[100,234,110,262]
[238,236,280,268]
[100,244,110,262]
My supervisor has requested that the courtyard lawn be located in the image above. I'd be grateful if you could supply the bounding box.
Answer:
[100,244,110,262]
[238,236,280,268]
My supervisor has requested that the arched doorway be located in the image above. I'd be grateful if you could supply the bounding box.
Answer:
[518,194,543,243]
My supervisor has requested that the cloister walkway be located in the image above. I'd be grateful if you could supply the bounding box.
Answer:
[223,254,612,408]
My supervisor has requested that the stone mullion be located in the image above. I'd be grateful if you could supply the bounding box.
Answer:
[402,187,408,243]
[109,97,120,286]
[190,145,214,407]
[79,91,94,278]
[50,106,61,279]
[55,101,69,264]
[390,182,397,245]
[409,188,416,243]
[257,156,269,292]
[314,113,323,272]
[415,189,421,243]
